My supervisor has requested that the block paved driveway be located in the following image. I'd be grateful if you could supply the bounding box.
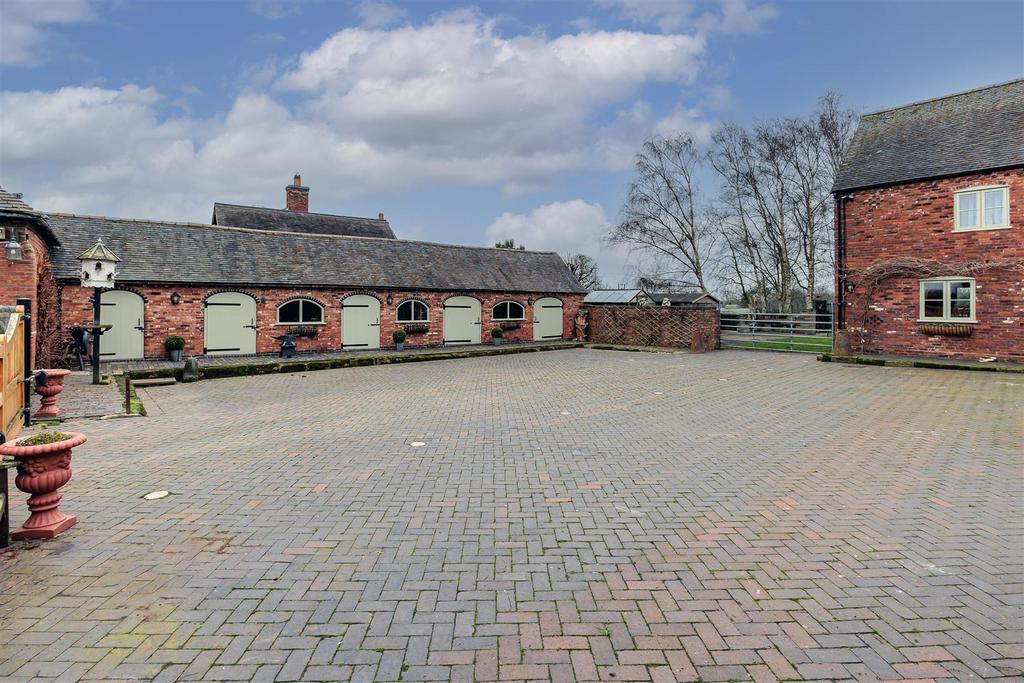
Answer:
[1,349,1021,682]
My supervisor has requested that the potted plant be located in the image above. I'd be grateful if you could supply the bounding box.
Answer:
[164,335,186,361]
[393,329,406,351]
[0,429,85,539]
[491,327,503,346]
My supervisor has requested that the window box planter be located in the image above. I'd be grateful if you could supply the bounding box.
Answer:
[0,431,85,539]
[499,321,521,330]
[919,322,974,337]
[402,323,430,334]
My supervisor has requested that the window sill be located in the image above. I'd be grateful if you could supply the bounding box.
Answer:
[953,224,1012,233]
[274,322,327,326]
[917,319,976,324]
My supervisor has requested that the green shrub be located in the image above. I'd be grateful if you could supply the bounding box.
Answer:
[490,327,503,338]
[393,329,407,343]
[17,431,72,446]
[164,335,186,350]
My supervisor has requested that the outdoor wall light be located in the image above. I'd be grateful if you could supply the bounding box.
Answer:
[527,296,533,305]
[4,235,22,261]
[386,292,393,305]
[845,281,856,293]
[170,292,181,305]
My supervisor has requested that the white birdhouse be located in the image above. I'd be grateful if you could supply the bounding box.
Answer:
[78,239,121,289]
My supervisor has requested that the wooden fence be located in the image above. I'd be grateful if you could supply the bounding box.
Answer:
[0,306,25,441]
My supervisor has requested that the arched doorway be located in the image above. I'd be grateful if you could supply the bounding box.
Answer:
[533,297,564,341]
[204,292,257,355]
[342,295,381,349]
[99,289,145,359]
[443,296,481,345]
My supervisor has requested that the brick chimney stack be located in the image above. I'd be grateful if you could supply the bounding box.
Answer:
[286,174,309,212]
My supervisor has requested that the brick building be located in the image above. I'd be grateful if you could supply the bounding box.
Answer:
[834,80,1023,362]
[1,176,585,363]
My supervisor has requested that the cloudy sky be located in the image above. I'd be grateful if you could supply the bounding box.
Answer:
[1,0,1021,285]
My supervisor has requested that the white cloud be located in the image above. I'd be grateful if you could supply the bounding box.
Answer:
[0,13,717,227]
[0,0,95,66]
[353,0,407,28]
[600,0,777,35]
[485,200,633,285]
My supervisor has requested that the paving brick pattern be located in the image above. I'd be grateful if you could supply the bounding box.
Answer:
[30,371,125,421]
[1,349,1022,682]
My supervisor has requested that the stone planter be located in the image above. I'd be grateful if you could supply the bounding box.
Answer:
[167,348,183,362]
[0,432,84,539]
[33,368,71,419]
[395,342,404,351]
[492,337,501,346]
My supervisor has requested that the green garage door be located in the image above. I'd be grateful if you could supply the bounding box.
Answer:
[342,295,381,349]
[204,292,257,356]
[99,289,145,360]
[443,296,481,345]
[533,297,564,341]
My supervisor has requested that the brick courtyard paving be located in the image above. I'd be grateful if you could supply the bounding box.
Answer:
[1,349,1022,682]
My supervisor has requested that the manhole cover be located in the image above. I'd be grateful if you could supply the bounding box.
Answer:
[142,490,170,500]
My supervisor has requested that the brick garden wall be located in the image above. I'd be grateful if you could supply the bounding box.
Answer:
[58,284,583,358]
[584,305,720,350]
[841,168,1024,362]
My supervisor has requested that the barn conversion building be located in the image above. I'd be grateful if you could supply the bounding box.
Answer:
[834,80,1023,363]
[1,176,585,363]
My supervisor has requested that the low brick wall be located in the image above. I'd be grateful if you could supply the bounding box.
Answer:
[583,305,720,350]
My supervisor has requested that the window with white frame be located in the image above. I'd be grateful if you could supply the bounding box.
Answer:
[954,186,1009,231]
[491,301,525,321]
[396,299,429,322]
[277,299,324,324]
[919,278,975,322]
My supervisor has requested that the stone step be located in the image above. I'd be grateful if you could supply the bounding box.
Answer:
[131,377,176,388]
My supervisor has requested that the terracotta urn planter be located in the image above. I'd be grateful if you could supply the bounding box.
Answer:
[33,368,72,419]
[0,431,84,539]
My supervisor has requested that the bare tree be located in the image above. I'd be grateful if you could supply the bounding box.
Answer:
[563,253,602,289]
[494,239,525,250]
[608,135,719,293]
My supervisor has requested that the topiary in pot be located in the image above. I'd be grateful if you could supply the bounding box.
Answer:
[164,335,186,362]
[393,329,406,351]
[491,326,503,345]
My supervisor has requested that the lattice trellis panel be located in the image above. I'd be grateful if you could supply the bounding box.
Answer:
[585,306,714,348]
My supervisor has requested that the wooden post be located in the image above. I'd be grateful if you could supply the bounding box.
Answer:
[92,288,102,385]
[124,376,131,414]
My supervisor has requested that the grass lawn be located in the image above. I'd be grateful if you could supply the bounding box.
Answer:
[725,334,833,353]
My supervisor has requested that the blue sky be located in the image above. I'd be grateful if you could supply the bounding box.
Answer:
[1,0,1021,285]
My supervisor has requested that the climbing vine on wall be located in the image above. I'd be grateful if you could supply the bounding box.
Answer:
[845,257,1024,352]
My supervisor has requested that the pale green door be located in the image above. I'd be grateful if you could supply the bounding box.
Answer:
[533,297,564,341]
[204,292,257,355]
[443,296,481,345]
[342,295,381,349]
[99,289,145,359]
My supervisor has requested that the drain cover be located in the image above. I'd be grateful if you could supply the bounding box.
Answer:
[142,490,170,500]
[409,441,426,447]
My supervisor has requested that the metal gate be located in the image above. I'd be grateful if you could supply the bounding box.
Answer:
[721,311,833,353]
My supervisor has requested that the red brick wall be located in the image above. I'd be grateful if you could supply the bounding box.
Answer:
[584,305,720,349]
[58,284,583,358]
[840,168,1024,362]
[1,225,52,367]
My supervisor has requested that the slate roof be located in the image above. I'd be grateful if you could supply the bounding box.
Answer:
[834,80,1024,192]
[212,203,396,239]
[0,187,58,245]
[44,213,586,293]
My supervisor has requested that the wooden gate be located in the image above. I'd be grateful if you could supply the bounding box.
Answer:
[0,306,25,441]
